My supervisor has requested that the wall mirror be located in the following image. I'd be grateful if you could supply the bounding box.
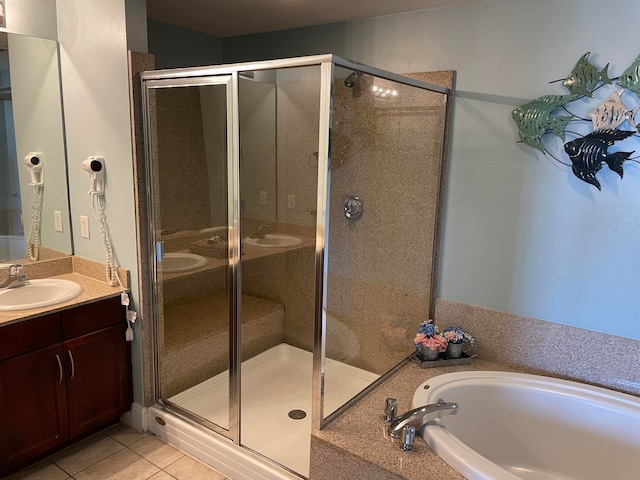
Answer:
[0,31,72,263]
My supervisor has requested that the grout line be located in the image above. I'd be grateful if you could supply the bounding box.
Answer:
[60,446,128,478]
[157,451,186,471]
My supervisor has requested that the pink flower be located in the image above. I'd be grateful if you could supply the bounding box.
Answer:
[414,333,448,350]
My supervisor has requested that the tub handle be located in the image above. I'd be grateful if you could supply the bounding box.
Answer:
[400,426,416,451]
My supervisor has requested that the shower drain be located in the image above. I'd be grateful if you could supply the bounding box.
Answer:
[288,409,307,420]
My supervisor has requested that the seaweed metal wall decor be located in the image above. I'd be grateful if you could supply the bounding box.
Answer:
[512,52,640,190]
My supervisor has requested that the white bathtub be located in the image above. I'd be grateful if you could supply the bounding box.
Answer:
[413,371,640,480]
[0,235,25,262]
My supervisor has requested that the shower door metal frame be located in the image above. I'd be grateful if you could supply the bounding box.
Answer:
[141,72,241,442]
[141,54,452,446]
[312,56,451,429]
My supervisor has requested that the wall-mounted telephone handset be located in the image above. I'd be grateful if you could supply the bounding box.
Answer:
[24,152,44,186]
[82,156,105,195]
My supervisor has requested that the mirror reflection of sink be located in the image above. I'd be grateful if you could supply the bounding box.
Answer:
[162,252,208,273]
[244,234,303,248]
[0,279,84,311]
[200,226,227,236]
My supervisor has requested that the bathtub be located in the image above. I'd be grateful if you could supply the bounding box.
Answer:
[0,235,25,262]
[413,371,640,480]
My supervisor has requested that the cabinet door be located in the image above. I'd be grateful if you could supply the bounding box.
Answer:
[64,324,131,437]
[0,344,69,473]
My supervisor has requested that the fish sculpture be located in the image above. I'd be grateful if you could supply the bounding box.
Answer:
[588,89,640,131]
[512,95,577,152]
[617,54,640,96]
[563,52,611,97]
[563,129,635,190]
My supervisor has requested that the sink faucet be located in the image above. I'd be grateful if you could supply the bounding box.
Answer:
[0,264,29,289]
[385,397,460,439]
[249,224,270,239]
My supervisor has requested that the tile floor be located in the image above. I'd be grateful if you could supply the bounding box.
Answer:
[5,423,229,480]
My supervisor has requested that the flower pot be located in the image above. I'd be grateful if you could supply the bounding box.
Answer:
[420,347,440,361]
[446,342,464,359]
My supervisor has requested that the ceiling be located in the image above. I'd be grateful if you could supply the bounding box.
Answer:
[146,0,482,38]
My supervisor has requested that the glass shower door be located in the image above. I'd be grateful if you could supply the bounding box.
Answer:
[144,75,236,436]
[322,67,449,420]
[237,65,321,476]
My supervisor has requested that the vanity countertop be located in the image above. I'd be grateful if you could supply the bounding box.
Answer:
[0,271,125,327]
[310,358,525,480]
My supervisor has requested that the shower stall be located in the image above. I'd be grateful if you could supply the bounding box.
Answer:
[140,55,451,479]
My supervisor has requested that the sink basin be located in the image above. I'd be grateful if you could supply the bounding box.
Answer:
[244,234,303,248]
[162,252,207,273]
[0,279,84,311]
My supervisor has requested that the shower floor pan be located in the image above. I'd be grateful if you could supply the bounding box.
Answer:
[165,343,378,477]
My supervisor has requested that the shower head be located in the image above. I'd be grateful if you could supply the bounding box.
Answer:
[344,71,363,88]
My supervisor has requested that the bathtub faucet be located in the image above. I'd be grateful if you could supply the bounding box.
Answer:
[0,264,29,289]
[385,398,460,439]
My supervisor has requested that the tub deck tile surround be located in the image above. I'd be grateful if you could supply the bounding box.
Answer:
[310,359,509,480]
[311,298,640,479]
[435,298,640,396]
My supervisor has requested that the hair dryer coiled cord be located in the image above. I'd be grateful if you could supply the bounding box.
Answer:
[26,184,43,261]
[92,194,124,289]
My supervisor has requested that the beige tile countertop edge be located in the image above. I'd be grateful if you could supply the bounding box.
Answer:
[310,359,530,480]
[0,272,125,327]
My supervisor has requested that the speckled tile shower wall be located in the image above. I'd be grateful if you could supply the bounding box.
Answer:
[320,70,453,374]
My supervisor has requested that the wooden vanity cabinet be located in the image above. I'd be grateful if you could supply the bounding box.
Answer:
[0,297,131,476]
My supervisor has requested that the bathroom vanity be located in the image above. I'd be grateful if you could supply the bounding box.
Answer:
[0,294,132,476]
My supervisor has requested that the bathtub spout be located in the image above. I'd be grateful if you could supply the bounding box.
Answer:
[387,399,459,438]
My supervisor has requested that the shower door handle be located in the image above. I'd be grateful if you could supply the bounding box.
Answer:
[155,241,164,262]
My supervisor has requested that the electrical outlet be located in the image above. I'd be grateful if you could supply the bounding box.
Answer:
[54,210,63,232]
[287,194,296,209]
[80,215,90,238]
[259,191,267,206]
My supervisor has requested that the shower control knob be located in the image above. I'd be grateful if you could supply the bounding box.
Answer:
[343,196,363,219]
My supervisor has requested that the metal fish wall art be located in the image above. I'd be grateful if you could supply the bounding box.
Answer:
[512,95,576,152]
[617,54,640,96]
[563,52,611,97]
[564,129,635,190]
[588,90,639,131]
[513,52,640,191]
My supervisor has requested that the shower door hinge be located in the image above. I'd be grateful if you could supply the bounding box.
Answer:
[155,241,164,262]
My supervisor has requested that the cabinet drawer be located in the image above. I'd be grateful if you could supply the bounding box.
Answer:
[62,297,123,339]
[0,314,61,361]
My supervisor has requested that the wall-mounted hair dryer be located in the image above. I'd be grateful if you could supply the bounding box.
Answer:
[82,156,105,195]
[24,152,44,186]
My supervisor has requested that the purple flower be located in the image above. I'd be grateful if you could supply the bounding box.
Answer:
[442,326,474,345]
[417,321,436,337]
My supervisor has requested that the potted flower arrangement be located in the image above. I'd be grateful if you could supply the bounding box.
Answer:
[442,326,474,359]
[414,320,448,361]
